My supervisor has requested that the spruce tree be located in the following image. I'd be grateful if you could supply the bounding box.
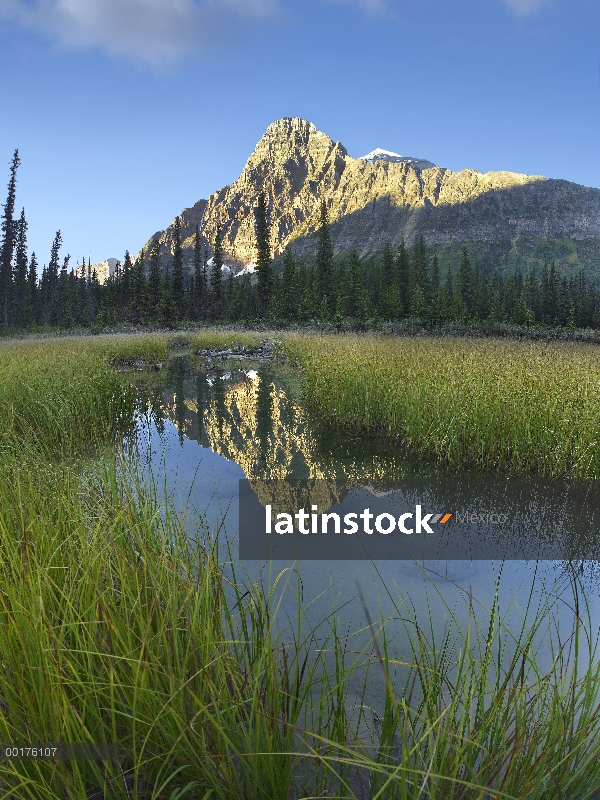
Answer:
[148,239,162,318]
[133,249,147,323]
[475,265,490,320]
[358,287,372,328]
[58,254,71,327]
[558,276,569,326]
[228,275,242,321]
[428,254,442,324]
[211,227,224,319]
[334,257,348,321]
[225,271,234,318]
[567,298,576,330]
[430,254,440,296]
[171,215,184,319]
[304,264,317,320]
[297,262,312,320]
[410,284,427,320]
[157,271,177,328]
[202,242,209,318]
[240,273,254,320]
[104,265,118,325]
[0,150,20,328]
[444,266,454,304]
[384,283,402,320]
[77,260,88,326]
[27,252,37,326]
[347,249,363,318]
[381,241,395,290]
[90,268,101,325]
[396,238,410,315]
[13,208,28,328]
[540,261,550,323]
[254,192,273,316]
[40,265,49,324]
[452,273,468,321]
[186,275,196,320]
[71,268,80,326]
[48,231,62,289]
[472,259,481,313]
[456,245,473,315]
[529,265,542,322]
[411,235,430,305]
[193,225,205,319]
[315,200,334,314]
[488,269,503,321]
[121,251,133,319]
[280,247,297,320]
[369,260,384,312]
[65,264,77,328]
[548,262,559,324]
[47,231,62,324]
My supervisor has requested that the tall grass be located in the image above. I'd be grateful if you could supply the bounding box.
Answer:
[284,333,600,477]
[1,333,600,798]
[1,465,600,799]
[87,333,171,365]
[0,340,136,462]
[2,461,600,799]
[0,462,347,799]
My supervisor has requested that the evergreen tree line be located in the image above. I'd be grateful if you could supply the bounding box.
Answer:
[0,152,259,329]
[2,153,599,332]
[255,198,600,330]
[0,151,82,329]
[267,234,600,330]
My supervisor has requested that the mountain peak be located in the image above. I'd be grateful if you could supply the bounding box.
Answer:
[359,148,436,170]
[263,117,317,138]
[142,118,600,273]
[243,116,346,174]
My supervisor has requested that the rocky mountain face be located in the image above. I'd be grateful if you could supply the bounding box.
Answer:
[142,117,600,274]
[72,258,117,284]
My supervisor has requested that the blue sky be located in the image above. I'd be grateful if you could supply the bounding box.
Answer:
[0,0,597,268]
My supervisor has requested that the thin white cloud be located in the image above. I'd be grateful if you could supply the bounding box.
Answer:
[333,0,551,17]
[0,0,282,66]
[328,0,390,11]
[503,0,549,16]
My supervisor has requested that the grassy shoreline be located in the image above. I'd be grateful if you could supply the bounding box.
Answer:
[1,332,600,798]
[4,316,600,346]
[284,333,600,478]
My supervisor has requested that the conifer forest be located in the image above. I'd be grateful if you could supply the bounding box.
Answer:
[3,152,600,334]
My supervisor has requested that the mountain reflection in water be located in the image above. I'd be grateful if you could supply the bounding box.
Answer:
[144,354,425,517]
[138,356,600,563]
[128,355,600,705]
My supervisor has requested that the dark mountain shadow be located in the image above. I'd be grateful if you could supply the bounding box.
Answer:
[288,178,600,258]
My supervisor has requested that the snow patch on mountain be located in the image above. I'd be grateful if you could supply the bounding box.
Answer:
[236,263,256,277]
[206,256,231,274]
[359,148,436,170]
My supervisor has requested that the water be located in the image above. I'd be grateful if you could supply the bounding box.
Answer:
[128,353,600,704]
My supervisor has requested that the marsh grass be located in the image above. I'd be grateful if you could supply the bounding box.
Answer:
[284,333,600,478]
[2,462,600,799]
[190,331,264,351]
[1,333,600,798]
[0,340,135,463]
